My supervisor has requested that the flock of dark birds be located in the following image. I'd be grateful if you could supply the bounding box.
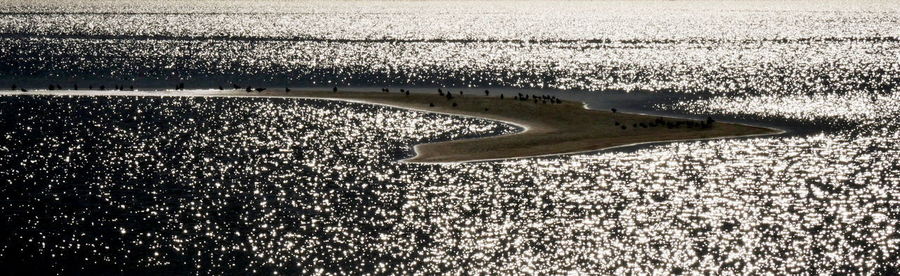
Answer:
[8,83,715,131]
[8,82,299,93]
[429,88,565,106]
[431,88,564,105]
[614,116,716,130]
[12,83,571,109]
[10,83,140,92]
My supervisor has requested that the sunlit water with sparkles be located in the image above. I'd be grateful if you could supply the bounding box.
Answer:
[1,95,898,274]
[1,1,898,122]
[0,0,899,274]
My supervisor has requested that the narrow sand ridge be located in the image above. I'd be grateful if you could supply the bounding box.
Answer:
[2,89,782,163]
[286,90,781,163]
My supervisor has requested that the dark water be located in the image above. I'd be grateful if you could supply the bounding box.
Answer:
[1,1,897,127]
[0,94,898,274]
[0,95,513,274]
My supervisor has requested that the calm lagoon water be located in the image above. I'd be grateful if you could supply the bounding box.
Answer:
[0,0,899,274]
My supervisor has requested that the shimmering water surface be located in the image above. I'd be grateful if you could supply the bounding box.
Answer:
[0,0,899,274]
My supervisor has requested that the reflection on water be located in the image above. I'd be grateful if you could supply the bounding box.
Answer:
[0,0,899,274]
[0,95,513,274]
[0,95,897,274]
[1,1,898,123]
